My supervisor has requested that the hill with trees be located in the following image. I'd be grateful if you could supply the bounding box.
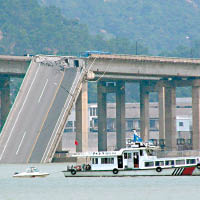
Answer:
[40,0,200,55]
[0,0,197,103]
[0,0,148,56]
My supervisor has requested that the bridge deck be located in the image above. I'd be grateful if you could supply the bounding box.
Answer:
[0,55,85,163]
[86,54,200,79]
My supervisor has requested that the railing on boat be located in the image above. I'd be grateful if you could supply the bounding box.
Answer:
[157,150,200,158]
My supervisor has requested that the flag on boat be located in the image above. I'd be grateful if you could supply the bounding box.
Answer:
[133,134,143,142]
[132,129,142,142]
[75,140,79,146]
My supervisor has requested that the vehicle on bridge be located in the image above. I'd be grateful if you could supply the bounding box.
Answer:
[62,136,200,177]
[80,51,111,57]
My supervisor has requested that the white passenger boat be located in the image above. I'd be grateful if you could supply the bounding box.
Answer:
[13,167,49,178]
[62,138,200,177]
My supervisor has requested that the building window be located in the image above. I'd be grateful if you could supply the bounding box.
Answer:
[90,108,93,116]
[138,120,140,129]
[90,107,97,117]
[179,122,184,127]
[150,120,156,129]
[107,118,115,132]
[94,108,96,116]
[94,118,98,126]
[127,120,133,130]
[90,120,93,127]
[66,121,73,127]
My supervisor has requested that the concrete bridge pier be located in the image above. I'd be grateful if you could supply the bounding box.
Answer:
[158,86,165,141]
[165,83,176,150]
[97,80,126,151]
[139,80,176,150]
[116,81,125,150]
[140,81,150,141]
[192,79,200,150]
[0,76,11,128]
[97,81,107,151]
[158,79,200,150]
[75,80,88,152]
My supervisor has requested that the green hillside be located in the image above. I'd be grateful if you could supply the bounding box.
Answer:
[0,0,93,55]
[41,0,200,55]
[0,0,148,56]
[0,0,197,103]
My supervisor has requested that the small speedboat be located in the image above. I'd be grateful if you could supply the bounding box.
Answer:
[13,167,49,178]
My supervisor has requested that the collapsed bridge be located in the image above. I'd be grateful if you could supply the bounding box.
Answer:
[0,55,87,163]
[1,54,200,163]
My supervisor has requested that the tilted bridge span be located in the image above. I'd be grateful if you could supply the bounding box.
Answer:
[0,55,87,163]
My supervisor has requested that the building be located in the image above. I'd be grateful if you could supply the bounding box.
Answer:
[64,98,192,143]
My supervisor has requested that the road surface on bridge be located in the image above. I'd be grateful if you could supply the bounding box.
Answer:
[0,56,84,163]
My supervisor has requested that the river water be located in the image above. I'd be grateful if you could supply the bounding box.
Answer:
[1,163,200,200]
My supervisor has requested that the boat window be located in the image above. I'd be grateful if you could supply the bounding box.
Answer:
[26,167,39,173]
[155,161,164,166]
[33,168,39,172]
[145,161,154,167]
[176,160,185,165]
[124,153,127,159]
[146,149,155,156]
[124,153,132,159]
[186,159,196,164]
[101,157,114,164]
[165,160,175,166]
[92,158,98,164]
[128,153,132,159]
[140,150,143,156]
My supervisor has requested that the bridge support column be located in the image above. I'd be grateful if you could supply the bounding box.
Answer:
[116,81,125,149]
[192,80,200,149]
[75,81,88,152]
[140,81,149,141]
[159,86,165,140]
[165,84,176,150]
[97,81,107,151]
[0,76,11,128]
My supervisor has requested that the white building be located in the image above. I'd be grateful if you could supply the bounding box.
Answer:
[64,98,192,141]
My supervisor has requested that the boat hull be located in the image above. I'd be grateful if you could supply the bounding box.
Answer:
[63,166,199,177]
[13,172,49,178]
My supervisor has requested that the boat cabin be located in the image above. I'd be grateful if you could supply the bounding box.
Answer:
[90,144,157,171]
[80,139,199,171]
[26,167,39,173]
